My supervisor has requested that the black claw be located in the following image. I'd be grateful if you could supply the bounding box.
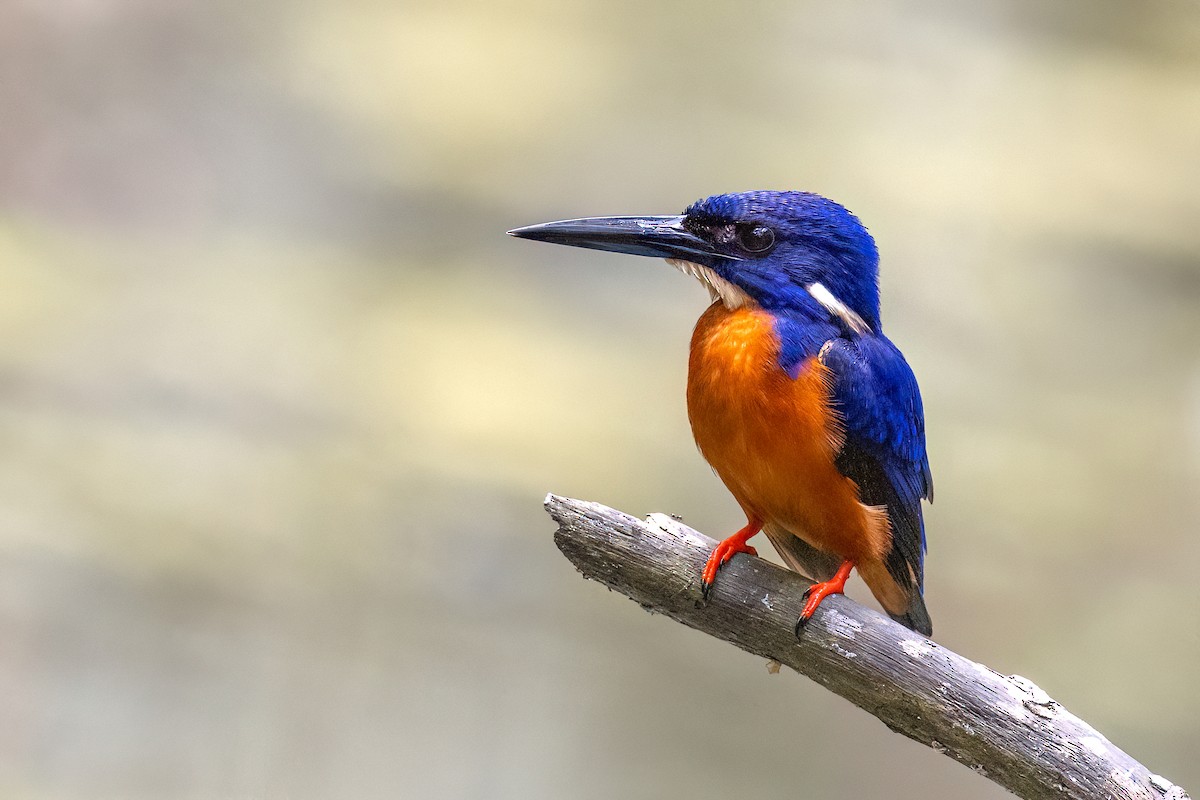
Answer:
[700,579,713,602]
[794,615,809,639]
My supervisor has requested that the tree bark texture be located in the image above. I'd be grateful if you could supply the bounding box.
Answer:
[545,494,1190,800]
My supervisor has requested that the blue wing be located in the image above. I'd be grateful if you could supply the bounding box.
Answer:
[820,334,933,593]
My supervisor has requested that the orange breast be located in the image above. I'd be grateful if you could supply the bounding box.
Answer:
[686,302,887,563]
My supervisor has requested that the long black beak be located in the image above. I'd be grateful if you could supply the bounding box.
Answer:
[507,215,739,263]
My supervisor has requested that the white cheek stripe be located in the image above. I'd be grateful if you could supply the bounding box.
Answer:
[665,258,753,310]
[807,282,871,334]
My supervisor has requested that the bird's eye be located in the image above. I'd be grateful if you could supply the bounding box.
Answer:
[735,223,775,254]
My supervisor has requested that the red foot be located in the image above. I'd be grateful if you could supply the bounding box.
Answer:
[701,521,762,598]
[796,560,855,632]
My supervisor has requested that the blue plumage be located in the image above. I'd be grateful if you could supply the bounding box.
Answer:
[821,337,932,586]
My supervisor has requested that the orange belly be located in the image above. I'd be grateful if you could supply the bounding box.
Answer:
[686,302,888,564]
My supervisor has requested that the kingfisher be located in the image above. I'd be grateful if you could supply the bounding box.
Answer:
[509,191,933,636]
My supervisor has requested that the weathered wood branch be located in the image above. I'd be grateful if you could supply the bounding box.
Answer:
[545,494,1190,800]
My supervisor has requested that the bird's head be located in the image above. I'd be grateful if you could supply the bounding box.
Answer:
[509,190,881,332]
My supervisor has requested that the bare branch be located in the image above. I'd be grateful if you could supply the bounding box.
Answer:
[545,494,1190,800]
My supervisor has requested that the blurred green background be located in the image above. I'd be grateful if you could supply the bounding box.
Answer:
[1,1,1198,798]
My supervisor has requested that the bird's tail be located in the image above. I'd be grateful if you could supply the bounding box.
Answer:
[887,593,932,636]
[858,558,933,636]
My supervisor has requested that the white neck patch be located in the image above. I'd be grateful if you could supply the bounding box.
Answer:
[666,258,753,309]
[807,282,871,334]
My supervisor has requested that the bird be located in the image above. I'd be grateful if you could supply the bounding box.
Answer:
[509,191,933,636]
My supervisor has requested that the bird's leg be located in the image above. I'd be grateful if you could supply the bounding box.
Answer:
[700,520,762,599]
[795,560,855,635]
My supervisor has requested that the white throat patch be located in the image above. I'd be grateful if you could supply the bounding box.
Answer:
[666,258,752,309]
[806,282,871,334]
